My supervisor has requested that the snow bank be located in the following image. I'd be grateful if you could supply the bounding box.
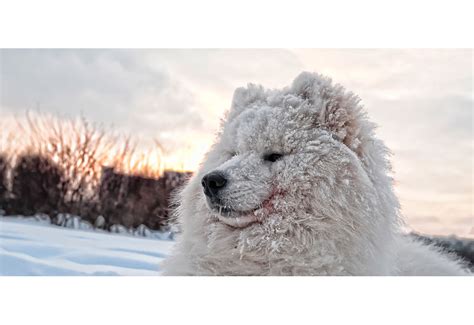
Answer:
[0,217,175,275]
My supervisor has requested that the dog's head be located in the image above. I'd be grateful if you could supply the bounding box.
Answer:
[178,72,399,259]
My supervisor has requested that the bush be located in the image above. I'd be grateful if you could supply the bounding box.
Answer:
[10,154,63,216]
[0,155,8,209]
[22,114,114,219]
[98,168,190,230]
[1,112,188,231]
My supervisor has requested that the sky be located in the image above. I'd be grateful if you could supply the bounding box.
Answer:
[0,49,472,237]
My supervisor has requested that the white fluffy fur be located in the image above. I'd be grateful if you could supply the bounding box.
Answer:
[162,72,471,276]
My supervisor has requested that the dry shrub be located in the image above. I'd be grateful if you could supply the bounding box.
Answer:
[1,112,165,223]
[8,113,115,219]
[10,154,63,216]
[98,168,191,230]
[110,137,164,180]
[99,167,167,229]
[0,154,8,207]
[0,124,14,211]
[25,112,163,176]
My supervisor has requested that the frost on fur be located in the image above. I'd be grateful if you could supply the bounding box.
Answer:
[162,72,471,276]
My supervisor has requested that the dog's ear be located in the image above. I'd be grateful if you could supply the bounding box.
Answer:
[227,83,267,122]
[291,72,368,153]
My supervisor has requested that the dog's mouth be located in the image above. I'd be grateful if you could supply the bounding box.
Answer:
[207,189,284,228]
[207,203,259,228]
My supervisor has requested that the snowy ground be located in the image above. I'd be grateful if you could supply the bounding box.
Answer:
[0,217,175,275]
[2,216,472,275]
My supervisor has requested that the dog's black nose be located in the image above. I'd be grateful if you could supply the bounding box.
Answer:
[201,172,227,197]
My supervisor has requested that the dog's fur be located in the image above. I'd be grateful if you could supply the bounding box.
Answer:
[162,72,470,275]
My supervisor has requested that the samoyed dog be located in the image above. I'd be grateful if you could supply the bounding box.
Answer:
[162,72,470,276]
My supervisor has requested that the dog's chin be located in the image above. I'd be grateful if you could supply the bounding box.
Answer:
[217,212,258,228]
[208,205,259,228]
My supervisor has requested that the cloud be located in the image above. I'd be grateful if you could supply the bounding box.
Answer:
[0,49,303,164]
[0,49,204,139]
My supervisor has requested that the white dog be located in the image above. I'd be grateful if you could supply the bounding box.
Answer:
[162,72,470,276]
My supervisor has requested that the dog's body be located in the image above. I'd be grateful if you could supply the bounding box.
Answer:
[162,72,470,275]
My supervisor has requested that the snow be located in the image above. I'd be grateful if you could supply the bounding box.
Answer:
[0,217,175,275]
[2,216,471,276]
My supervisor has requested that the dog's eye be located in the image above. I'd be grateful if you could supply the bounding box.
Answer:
[263,153,283,162]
